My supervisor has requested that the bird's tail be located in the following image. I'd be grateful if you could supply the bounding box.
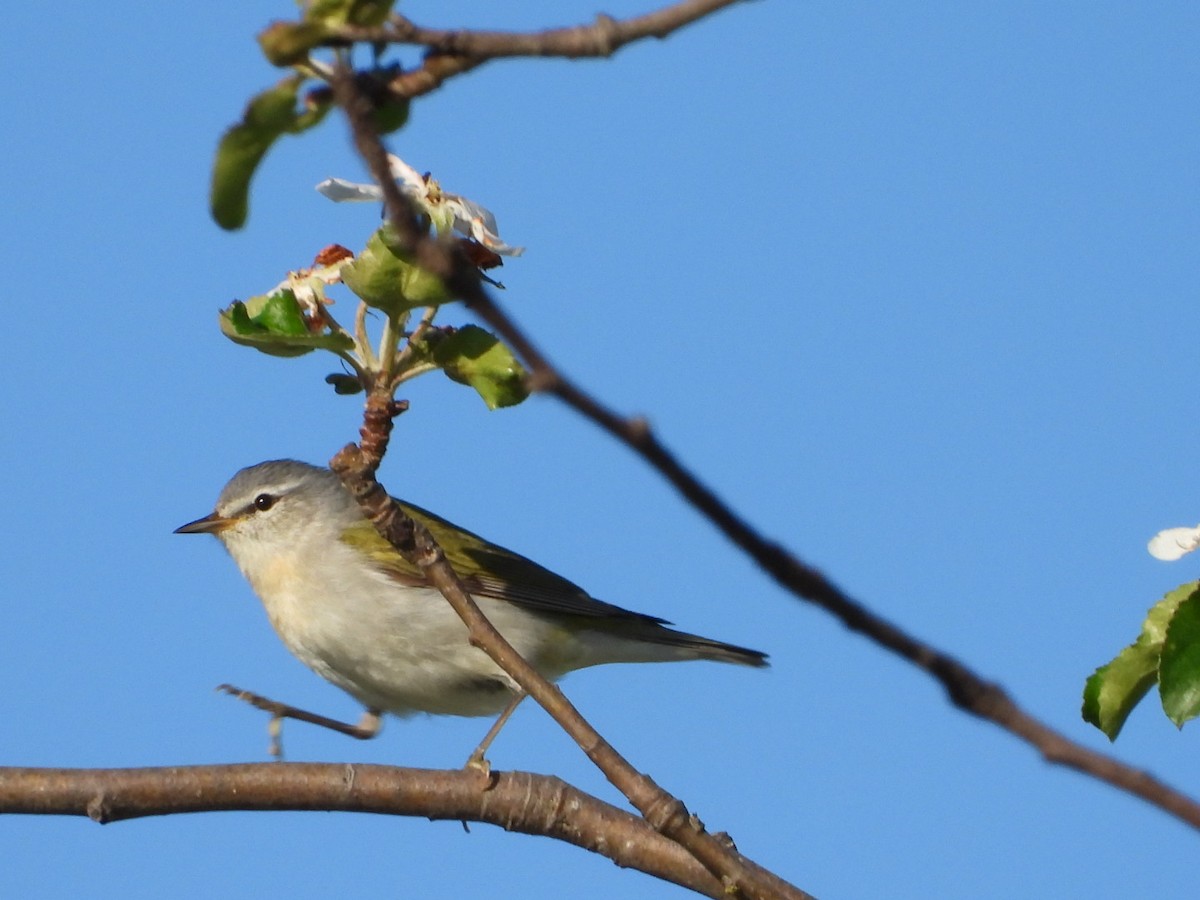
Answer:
[642,625,769,668]
[580,620,769,669]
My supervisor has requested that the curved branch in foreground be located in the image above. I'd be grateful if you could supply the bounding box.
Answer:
[333,0,749,99]
[464,293,1200,833]
[325,51,1200,835]
[328,65,809,900]
[0,763,768,899]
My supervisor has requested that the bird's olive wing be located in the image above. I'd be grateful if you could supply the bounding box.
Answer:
[339,503,669,625]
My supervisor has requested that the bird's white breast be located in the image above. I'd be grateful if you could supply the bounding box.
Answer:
[226,529,568,717]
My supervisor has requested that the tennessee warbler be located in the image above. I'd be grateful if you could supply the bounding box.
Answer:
[176,460,767,753]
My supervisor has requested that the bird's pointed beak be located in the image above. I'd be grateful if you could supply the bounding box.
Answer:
[174,511,235,535]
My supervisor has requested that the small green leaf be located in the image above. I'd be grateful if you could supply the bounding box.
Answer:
[341,226,450,315]
[210,79,302,230]
[258,21,330,66]
[432,325,528,410]
[325,373,365,395]
[1082,581,1199,739]
[251,290,307,336]
[210,76,331,230]
[1083,646,1159,741]
[371,93,410,135]
[305,0,395,26]
[218,291,354,358]
[1160,590,1200,727]
[212,77,301,230]
[220,304,307,358]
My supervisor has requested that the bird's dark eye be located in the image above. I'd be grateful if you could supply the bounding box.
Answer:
[253,493,276,512]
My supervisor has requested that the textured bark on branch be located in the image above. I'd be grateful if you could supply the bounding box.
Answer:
[317,31,1200,840]
[0,763,791,899]
[329,0,749,99]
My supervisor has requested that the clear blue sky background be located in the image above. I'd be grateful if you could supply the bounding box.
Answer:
[3,2,1198,897]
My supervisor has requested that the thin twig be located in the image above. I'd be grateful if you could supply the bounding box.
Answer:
[390,305,438,386]
[329,0,748,99]
[464,282,1200,833]
[354,301,377,372]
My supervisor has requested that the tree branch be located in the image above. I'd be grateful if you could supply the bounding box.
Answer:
[463,288,1200,832]
[327,62,810,898]
[320,49,1200,840]
[0,763,773,898]
[330,0,749,99]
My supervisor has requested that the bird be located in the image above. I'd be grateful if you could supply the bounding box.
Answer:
[175,459,768,759]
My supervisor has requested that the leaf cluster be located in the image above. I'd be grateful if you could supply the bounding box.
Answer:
[217,234,527,410]
[209,1,529,411]
[211,0,406,231]
[1083,582,1200,738]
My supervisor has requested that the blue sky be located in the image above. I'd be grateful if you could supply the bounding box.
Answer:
[3,1,1199,897]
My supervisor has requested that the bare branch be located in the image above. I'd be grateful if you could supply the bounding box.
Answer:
[331,0,749,99]
[461,288,1200,832]
[321,30,1200,837]
[382,0,745,56]
[0,763,775,898]
[315,6,1200,883]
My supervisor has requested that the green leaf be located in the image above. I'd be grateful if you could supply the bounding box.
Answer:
[305,0,395,26]
[1082,645,1159,741]
[210,76,331,230]
[258,21,331,67]
[341,226,450,314]
[1160,589,1200,727]
[371,92,410,135]
[432,325,528,410]
[1082,581,1199,739]
[211,78,301,230]
[218,291,354,358]
[325,373,365,395]
[250,291,306,336]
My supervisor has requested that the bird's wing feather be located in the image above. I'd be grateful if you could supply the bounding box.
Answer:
[338,503,671,625]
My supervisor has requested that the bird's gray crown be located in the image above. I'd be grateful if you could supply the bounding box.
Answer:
[215,459,332,517]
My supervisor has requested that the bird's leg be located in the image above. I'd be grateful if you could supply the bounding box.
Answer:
[465,691,527,779]
[217,684,382,759]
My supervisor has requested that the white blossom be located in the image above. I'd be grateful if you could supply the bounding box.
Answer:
[266,258,349,316]
[1148,525,1200,561]
[316,155,524,257]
